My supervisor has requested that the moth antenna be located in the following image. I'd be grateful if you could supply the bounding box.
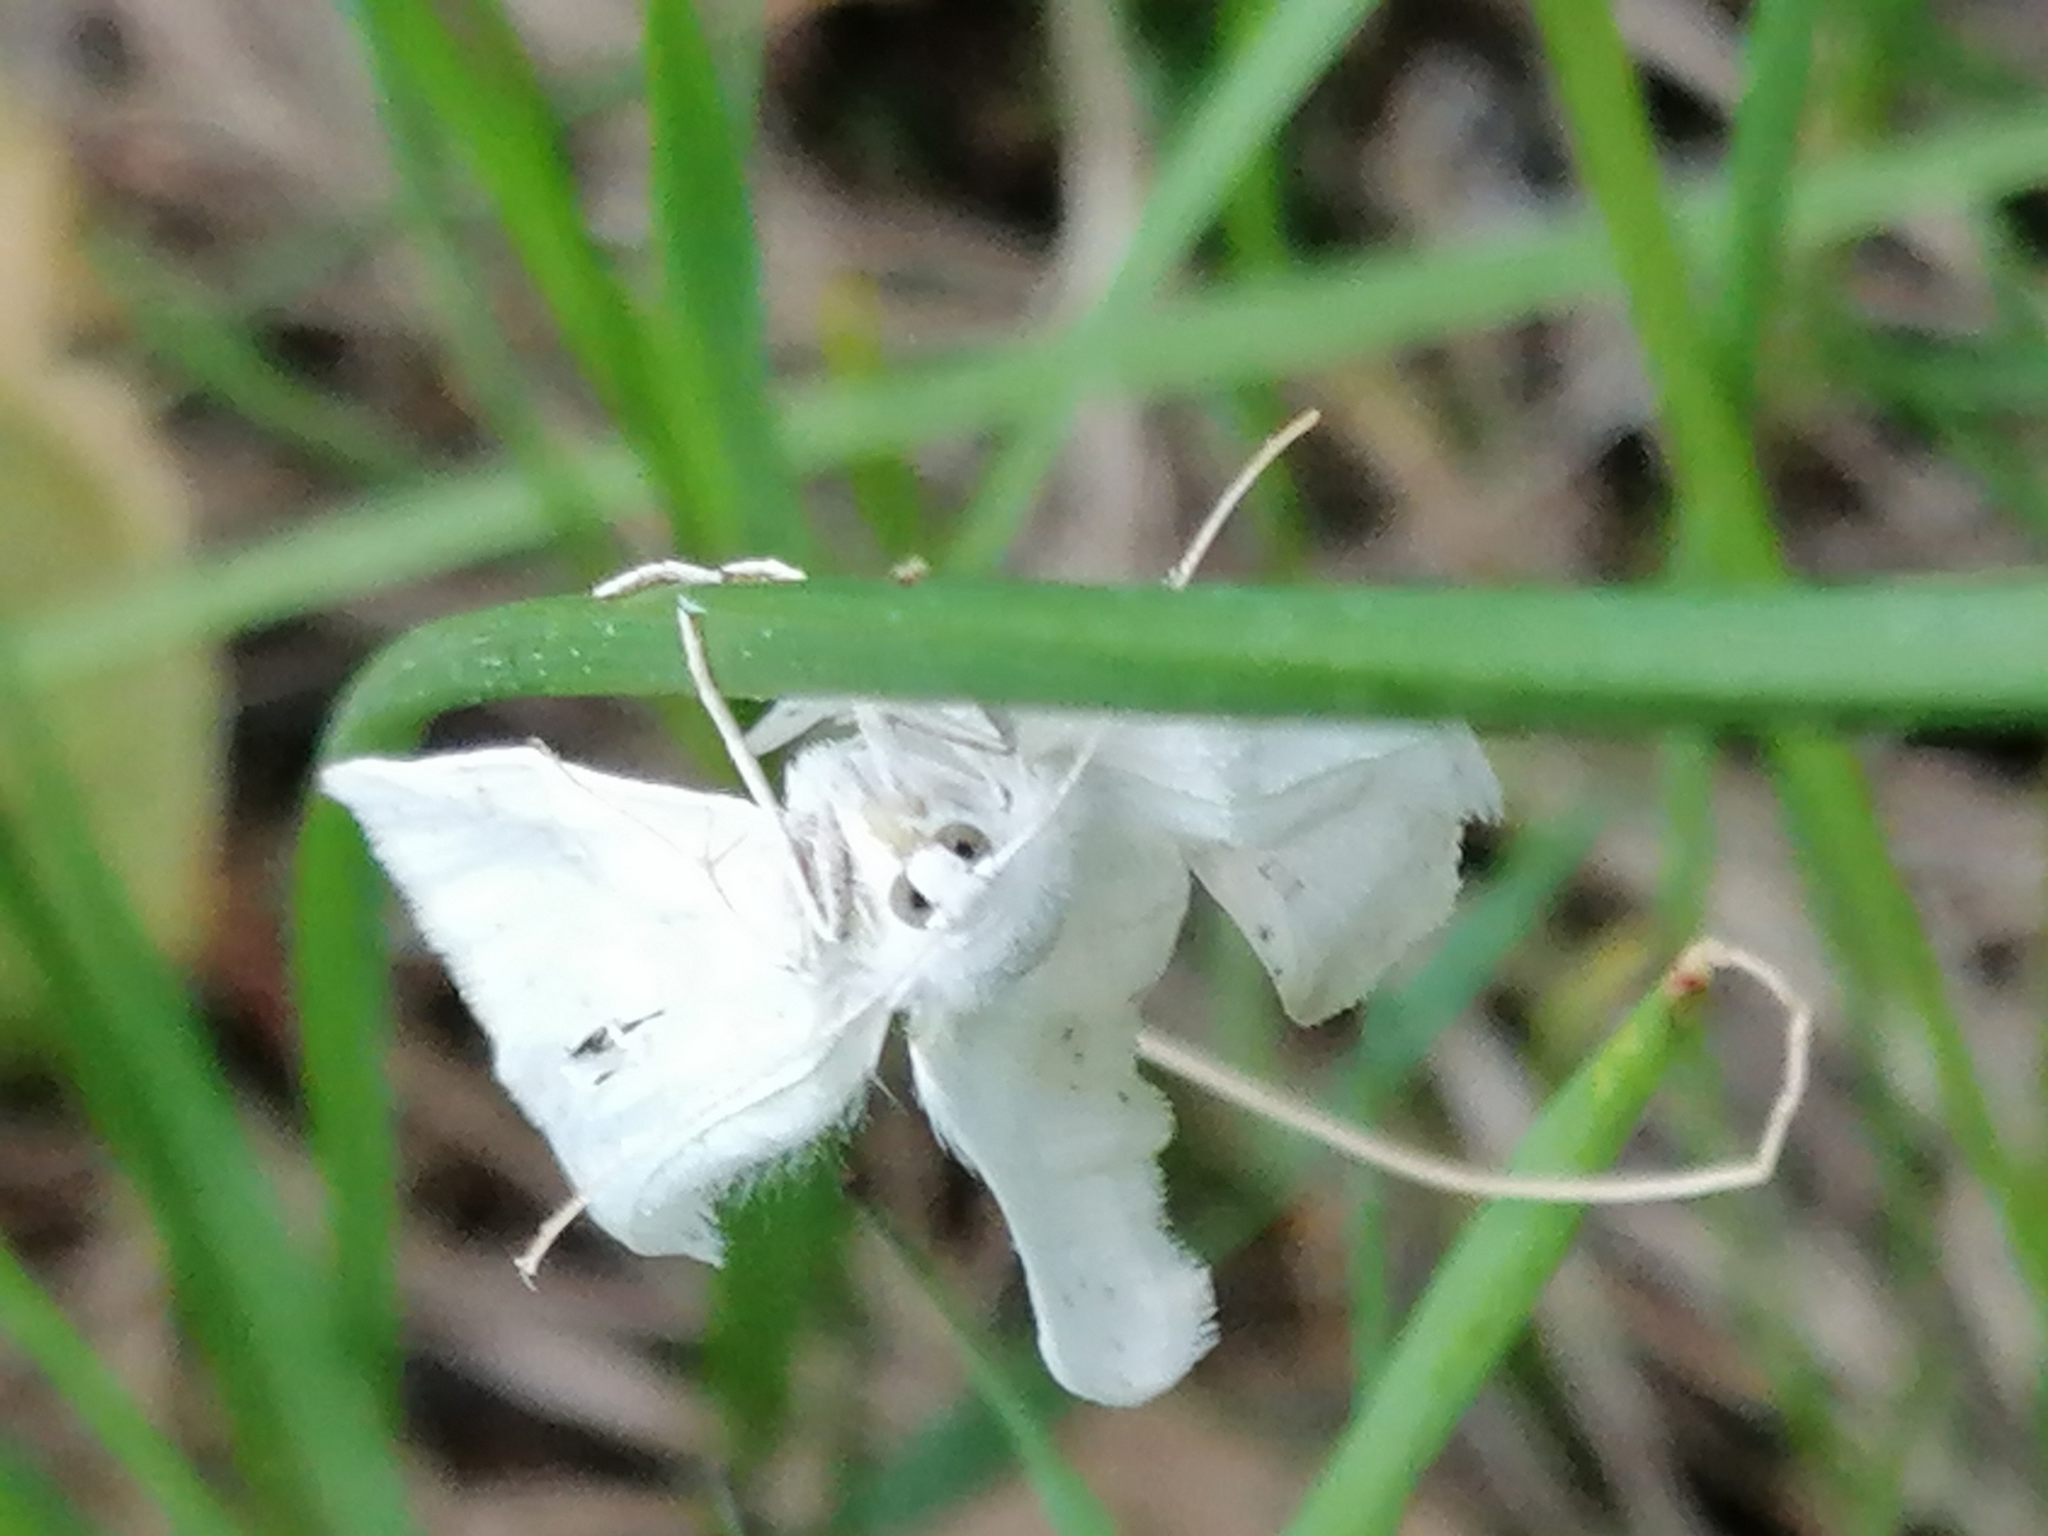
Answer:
[967,723,1109,896]
[515,1193,592,1287]
[852,704,909,798]
[967,704,1013,753]
[979,411,1327,902]
[1135,940,1814,1204]
[593,558,725,596]
[1166,408,1322,592]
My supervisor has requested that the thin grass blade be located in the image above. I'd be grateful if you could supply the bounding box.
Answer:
[0,651,413,1535]
[946,0,1387,570]
[704,1162,852,1476]
[302,579,2048,746]
[1529,0,2048,1320]
[0,1239,247,1536]
[1283,953,1707,1536]
[347,0,709,541]
[865,1215,1117,1536]
[645,0,805,558]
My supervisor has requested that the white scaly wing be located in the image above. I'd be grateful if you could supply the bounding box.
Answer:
[757,704,1497,1022]
[1091,718,1501,1024]
[321,746,890,1260]
[905,775,1210,1407]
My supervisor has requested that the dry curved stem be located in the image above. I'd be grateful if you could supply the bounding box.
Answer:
[1136,938,1813,1204]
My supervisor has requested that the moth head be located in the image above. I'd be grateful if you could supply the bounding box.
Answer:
[886,820,994,929]
[783,734,1077,999]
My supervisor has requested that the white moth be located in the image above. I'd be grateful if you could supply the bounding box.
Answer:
[318,416,1808,1407]
[325,698,1495,1407]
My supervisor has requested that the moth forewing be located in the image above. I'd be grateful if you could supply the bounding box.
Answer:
[319,747,890,1261]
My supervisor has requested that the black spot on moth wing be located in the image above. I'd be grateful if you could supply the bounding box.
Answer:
[569,1029,614,1060]
[567,1010,661,1061]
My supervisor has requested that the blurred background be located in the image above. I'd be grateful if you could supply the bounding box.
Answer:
[1,0,2046,1532]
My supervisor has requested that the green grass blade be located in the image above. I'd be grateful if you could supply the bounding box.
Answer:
[701,0,766,152]
[291,623,479,1406]
[1715,0,1820,418]
[292,797,409,1406]
[791,104,2048,471]
[865,1215,1117,1536]
[1658,0,1819,944]
[19,449,645,688]
[1215,0,1293,275]
[1529,0,1776,585]
[0,1239,247,1536]
[347,0,712,544]
[1530,0,2048,1316]
[0,1445,98,1536]
[370,79,625,584]
[0,651,413,1535]
[645,0,805,559]
[94,238,422,481]
[311,579,2048,742]
[1346,814,1600,1387]
[350,0,647,424]
[1654,731,1720,944]
[1768,728,2040,1198]
[703,1162,852,1476]
[1283,955,1705,1536]
[1835,324,2048,418]
[1206,0,1312,569]
[819,282,933,562]
[946,0,1386,570]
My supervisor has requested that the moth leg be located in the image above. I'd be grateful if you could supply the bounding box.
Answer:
[592,556,807,599]
[514,1192,591,1287]
[671,596,835,940]
[851,704,909,798]
[718,556,809,584]
[593,559,724,597]
[592,561,833,938]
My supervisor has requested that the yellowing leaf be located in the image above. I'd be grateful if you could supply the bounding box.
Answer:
[0,94,223,1021]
